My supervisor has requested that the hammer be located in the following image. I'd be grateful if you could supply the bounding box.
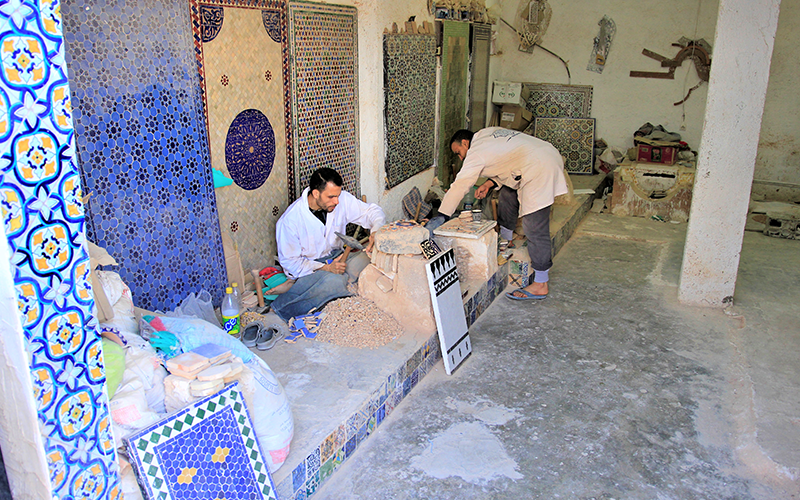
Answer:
[335,231,365,262]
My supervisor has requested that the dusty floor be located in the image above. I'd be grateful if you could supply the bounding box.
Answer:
[316,213,800,499]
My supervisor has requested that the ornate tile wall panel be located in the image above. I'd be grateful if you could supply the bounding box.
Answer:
[288,1,359,199]
[523,83,593,118]
[126,384,278,500]
[528,117,596,174]
[62,0,228,310]
[0,2,121,498]
[437,20,470,189]
[468,23,492,130]
[190,2,291,271]
[383,33,436,189]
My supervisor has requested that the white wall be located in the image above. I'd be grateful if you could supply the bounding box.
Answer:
[487,0,719,152]
[0,235,51,499]
[754,0,800,198]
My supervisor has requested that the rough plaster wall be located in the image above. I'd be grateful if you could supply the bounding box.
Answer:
[0,239,50,499]
[754,0,800,196]
[488,0,719,151]
[336,0,438,221]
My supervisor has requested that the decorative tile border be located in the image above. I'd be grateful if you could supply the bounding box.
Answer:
[276,264,508,499]
[1,2,121,497]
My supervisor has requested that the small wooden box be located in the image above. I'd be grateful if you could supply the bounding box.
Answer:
[636,144,677,165]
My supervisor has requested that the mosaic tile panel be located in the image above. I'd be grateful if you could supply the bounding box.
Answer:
[62,0,228,310]
[469,23,492,130]
[438,20,470,189]
[524,83,593,118]
[288,1,359,199]
[191,2,291,271]
[0,3,121,497]
[383,33,436,188]
[528,117,596,175]
[126,384,277,500]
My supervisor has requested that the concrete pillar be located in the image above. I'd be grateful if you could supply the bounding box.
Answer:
[678,0,782,307]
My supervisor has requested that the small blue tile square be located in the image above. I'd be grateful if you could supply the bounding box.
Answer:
[292,460,307,493]
[306,448,321,475]
[344,436,356,458]
[376,404,386,425]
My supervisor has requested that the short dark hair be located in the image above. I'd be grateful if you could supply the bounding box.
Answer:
[309,167,343,193]
[450,129,474,145]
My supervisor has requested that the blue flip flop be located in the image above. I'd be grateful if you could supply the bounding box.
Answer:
[506,288,547,301]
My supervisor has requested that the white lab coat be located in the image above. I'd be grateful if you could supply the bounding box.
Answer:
[440,127,568,217]
[276,188,386,279]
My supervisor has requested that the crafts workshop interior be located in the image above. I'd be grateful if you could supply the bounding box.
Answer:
[1,0,798,499]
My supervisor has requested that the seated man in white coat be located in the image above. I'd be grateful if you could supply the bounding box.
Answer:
[271,167,385,322]
[430,128,567,301]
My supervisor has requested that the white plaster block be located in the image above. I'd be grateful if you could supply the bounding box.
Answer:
[435,229,498,282]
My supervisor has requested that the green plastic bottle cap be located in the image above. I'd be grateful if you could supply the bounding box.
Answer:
[226,287,232,294]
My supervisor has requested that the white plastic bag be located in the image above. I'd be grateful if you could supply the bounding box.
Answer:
[109,376,161,450]
[124,343,168,414]
[96,270,138,335]
[165,290,220,327]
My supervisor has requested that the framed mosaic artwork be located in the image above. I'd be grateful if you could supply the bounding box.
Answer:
[126,383,278,500]
[528,117,596,174]
[437,20,470,189]
[288,1,360,199]
[190,0,293,272]
[383,33,436,188]
[2,4,122,497]
[523,83,593,119]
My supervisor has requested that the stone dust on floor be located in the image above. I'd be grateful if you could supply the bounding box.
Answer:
[314,213,800,500]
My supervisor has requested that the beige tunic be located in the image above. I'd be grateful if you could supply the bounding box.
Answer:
[439,127,568,217]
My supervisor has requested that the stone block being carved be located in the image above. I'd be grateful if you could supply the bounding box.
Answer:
[358,254,436,335]
[374,220,429,255]
[434,228,498,282]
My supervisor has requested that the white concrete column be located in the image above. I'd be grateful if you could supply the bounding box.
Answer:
[678,0,782,307]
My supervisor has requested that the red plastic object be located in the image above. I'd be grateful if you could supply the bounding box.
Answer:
[259,266,280,279]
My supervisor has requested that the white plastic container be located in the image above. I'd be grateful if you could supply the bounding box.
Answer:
[221,287,241,336]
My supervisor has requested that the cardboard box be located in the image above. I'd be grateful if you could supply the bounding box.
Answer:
[636,144,677,165]
[498,104,533,131]
[491,81,529,106]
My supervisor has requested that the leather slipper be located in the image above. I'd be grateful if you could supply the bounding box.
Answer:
[506,288,547,301]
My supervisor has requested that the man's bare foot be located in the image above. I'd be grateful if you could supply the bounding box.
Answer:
[510,281,548,298]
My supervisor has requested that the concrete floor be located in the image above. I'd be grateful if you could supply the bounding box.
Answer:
[316,213,800,499]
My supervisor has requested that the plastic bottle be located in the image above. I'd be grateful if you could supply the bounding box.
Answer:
[231,282,242,308]
[221,287,241,337]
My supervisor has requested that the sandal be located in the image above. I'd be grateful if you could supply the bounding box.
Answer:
[505,288,547,301]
